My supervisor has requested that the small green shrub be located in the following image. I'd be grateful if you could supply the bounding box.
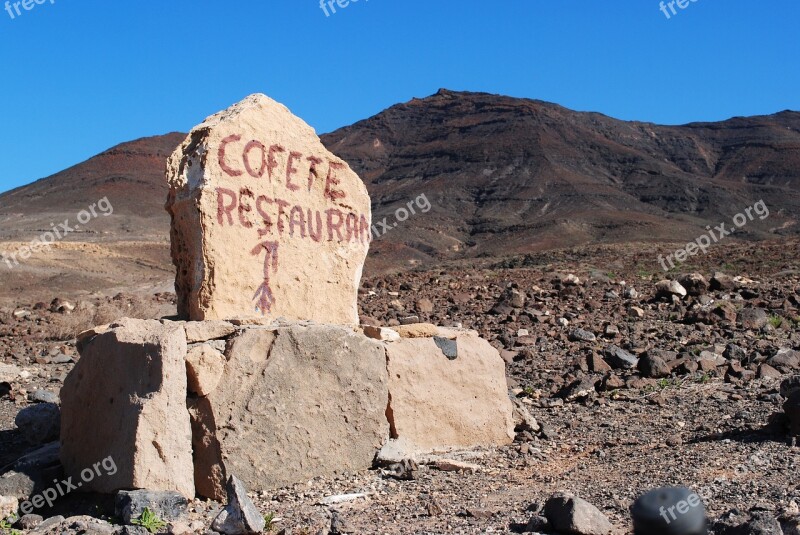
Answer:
[131,508,167,534]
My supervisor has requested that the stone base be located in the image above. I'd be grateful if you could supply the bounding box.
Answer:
[375,325,515,457]
[190,323,389,500]
[61,319,513,499]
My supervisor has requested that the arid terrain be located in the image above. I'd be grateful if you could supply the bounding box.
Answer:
[1,236,798,534]
[0,90,799,534]
[1,90,799,304]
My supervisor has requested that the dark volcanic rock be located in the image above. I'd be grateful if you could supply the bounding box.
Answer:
[115,489,188,525]
[679,273,710,296]
[738,308,769,330]
[638,353,671,379]
[603,345,639,370]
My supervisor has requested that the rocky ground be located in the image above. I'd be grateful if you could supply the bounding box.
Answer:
[1,239,799,534]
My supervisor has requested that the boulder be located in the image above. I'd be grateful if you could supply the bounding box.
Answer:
[603,345,639,370]
[166,94,371,324]
[115,490,188,524]
[0,442,61,499]
[211,476,265,535]
[679,273,709,296]
[656,280,687,299]
[710,272,737,291]
[15,403,60,445]
[768,348,800,372]
[738,308,769,330]
[786,391,800,437]
[544,493,614,535]
[190,323,389,499]
[638,352,671,378]
[0,495,18,518]
[382,330,514,456]
[60,319,194,498]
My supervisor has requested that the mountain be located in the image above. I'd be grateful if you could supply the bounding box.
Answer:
[323,89,800,271]
[0,90,798,300]
[0,133,185,241]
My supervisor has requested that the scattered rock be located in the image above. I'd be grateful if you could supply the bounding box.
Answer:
[638,352,671,379]
[415,298,434,313]
[738,308,769,330]
[769,348,800,372]
[381,459,419,480]
[0,495,18,518]
[430,459,480,474]
[16,513,44,530]
[211,476,266,535]
[758,364,783,379]
[560,377,599,402]
[713,510,783,535]
[603,345,639,370]
[14,403,60,445]
[115,490,189,525]
[28,515,65,534]
[30,515,116,534]
[724,343,748,362]
[628,306,645,319]
[679,273,710,296]
[656,280,687,299]
[0,442,61,499]
[588,353,612,373]
[543,493,614,535]
[569,328,596,342]
[29,389,59,404]
[710,272,737,291]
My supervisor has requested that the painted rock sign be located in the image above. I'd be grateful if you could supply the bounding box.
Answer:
[166,94,371,324]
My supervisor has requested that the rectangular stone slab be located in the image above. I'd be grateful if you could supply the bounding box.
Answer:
[60,319,194,498]
[166,94,371,324]
[190,323,389,499]
[384,330,515,455]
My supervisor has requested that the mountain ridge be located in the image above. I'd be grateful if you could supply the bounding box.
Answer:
[1,90,797,279]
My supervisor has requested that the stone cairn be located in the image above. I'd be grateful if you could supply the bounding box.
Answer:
[59,94,515,502]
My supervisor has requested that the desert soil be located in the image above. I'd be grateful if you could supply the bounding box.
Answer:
[1,238,799,534]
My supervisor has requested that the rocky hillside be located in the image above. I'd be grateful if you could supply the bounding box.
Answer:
[324,89,800,270]
[0,91,798,284]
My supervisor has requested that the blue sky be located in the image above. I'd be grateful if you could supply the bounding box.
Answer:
[0,0,798,194]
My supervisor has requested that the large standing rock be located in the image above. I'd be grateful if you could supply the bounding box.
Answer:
[190,323,389,499]
[60,319,194,498]
[166,94,371,324]
[382,328,514,456]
